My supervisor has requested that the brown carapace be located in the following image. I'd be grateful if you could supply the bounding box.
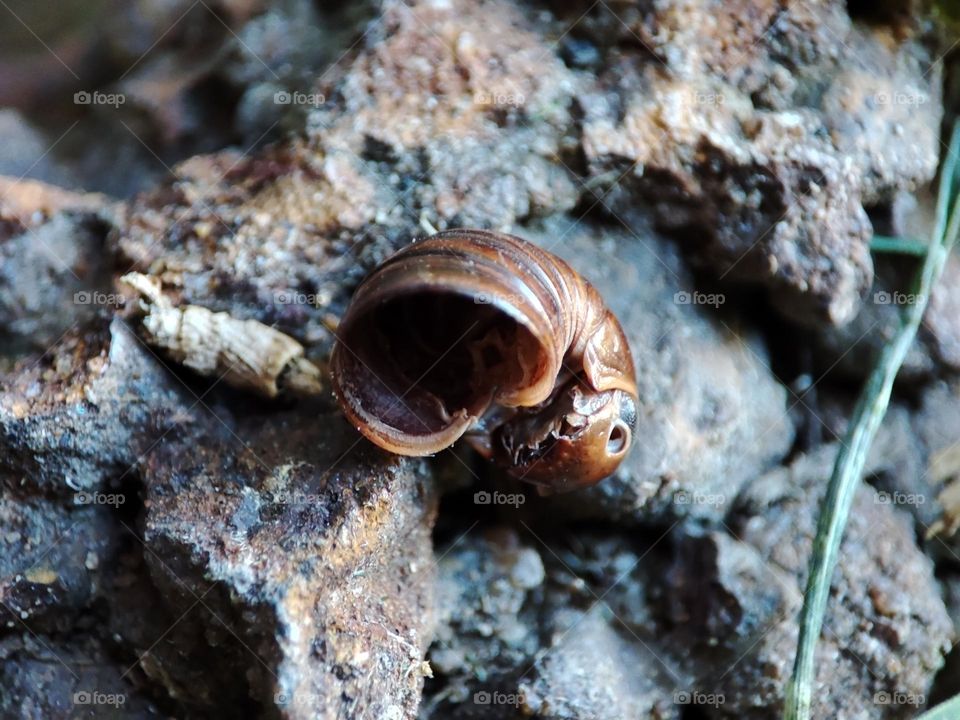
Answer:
[330,229,638,493]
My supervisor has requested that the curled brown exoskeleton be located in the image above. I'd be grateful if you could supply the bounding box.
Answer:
[330,229,637,493]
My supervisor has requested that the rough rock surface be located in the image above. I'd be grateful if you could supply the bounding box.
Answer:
[0,177,114,360]
[307,0,581,231]
[421,458,952,719]
[814,190,960,380]
[0,0,958,718]
[820,25,942,203]
[422,528,683,720]
[517,605,681,720]
[2,315,440,718]
[574,6,940,326]
[713,445,953,718]
[529,511,950,720]
[907,381,960,551]
[0,635,159,719]
[111,143,401,356]
[810,380,960,538]
[582,69,874,326]
[0,318,198,496]
[813,254,941,381]
[423,528,546,716]
[0,496,119,635]
[550,0,851,105]
[138,400,438,718]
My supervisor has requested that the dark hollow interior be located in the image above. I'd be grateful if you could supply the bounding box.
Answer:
[342,291,542,436]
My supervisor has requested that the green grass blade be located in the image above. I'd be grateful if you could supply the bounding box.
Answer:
[935,123,960,239]
[784,122,960,720]
[916,695,960,720]
[870,235,929,256]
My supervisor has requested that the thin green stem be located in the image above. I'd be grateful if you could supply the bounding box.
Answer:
[870,234,929,256]
[916,695,960,720]
[784,122,960,720]
[914,695,960,720]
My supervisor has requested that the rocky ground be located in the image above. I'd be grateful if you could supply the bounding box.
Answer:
[1,0,960,718]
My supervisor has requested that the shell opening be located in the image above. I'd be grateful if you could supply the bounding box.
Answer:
[333,290,545,454]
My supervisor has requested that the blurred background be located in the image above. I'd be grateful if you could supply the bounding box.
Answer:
[0,0,371,196]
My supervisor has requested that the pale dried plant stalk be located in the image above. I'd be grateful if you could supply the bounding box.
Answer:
[121,272,323,398]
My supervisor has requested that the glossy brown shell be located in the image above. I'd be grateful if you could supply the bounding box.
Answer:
[330,229,638,489]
